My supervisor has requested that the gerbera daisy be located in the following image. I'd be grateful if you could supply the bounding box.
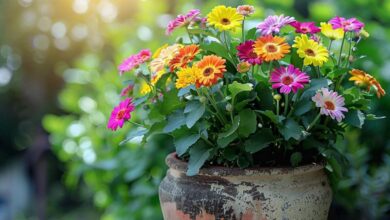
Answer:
[292,34,329,66]
[349,69,386,98]
[175,66,200,89]
[320,23,344,40]
[150,44,182,73]
[329,16,364,32]
[312,88,348,122]
[253,35,291,62]
[166,9,201,35]
[139,80,152,95]
[107,98,135,131]
[237,40,262,65]
[169,44,200,71]
[290,21,320,34]
[237,61,251,73]
[118,49,152,75]
[270,64,310,94]
[256,14,295,35]
[196,55,226,87]
[236,5,255,16]
[207,5,244,32]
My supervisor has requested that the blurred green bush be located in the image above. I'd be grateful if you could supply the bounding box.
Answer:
[40,0,390,219]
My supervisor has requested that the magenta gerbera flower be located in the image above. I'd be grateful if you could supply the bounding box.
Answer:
[256,14,295,35]
[118,49,152,75]
[270,64,310,94]
[328,16,364,32]
[107,98,135,131]
[166,9,201,35]
[236,40,262,65]
[290,21,320,34]
[312,88,348,122]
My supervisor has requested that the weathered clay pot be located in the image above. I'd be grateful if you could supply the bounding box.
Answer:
[159,153,332,220]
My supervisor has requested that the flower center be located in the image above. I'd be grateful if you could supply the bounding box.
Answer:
[221,18,231,25]
[305,49,316,57]
[282,75,294,85]
[324,101,335,110]
[116,109,126,119]
[203,67,214,76]
[301,27,309,33]
[248,52,258,58]
[265,44,278,53]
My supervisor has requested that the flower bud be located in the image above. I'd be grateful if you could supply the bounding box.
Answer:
[257,123,263,128]
[273,94,282,101]
[225,96,232,101]
[199,96,207,103]
[226,103,233,112]
[237,61,251,73]
[359,29,370,38]
[184,94,193,100]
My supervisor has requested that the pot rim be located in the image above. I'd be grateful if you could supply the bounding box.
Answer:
[166,152,325,177]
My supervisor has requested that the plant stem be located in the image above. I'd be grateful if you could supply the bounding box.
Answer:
[201,136,215,147]
[128,121,145,127]
[316,66,321,78]
[337,33,346,66]
[284,93,289,115]
[206,88,228,124]
[185,26,194,44]
[276,100,280,116]
[268,61,274,75]
[306,112,322,131]
[241,17,246,42]
[345,33,353,68]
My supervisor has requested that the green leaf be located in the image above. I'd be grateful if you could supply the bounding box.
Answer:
[244,128,274,153]
[290,48,303,69]
[184,101,206,128]
[120,127,148,146]
[280,118,303,140]
[228,81,253,101]
[300,78,329,99]
[187,141,211,176]
[178,85,195,97]
[157,88,184,115]
[237,154,251,168]
[293,100,313,116]
[344,110,365,128]
[238,109,257,137]
[200,41,234,64]
[366,114,386,120]
[290,152,303,167]
[219,116,240,138]
[133,95,149,106]
[163,110,186,133]
[258,110,285,125]
[246,27,258,40]
[175,134,201,156]
[255,82,274,110]
[217,132,238,148]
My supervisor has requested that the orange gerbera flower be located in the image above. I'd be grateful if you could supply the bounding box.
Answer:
[196,55,226,87]
[349,69,385,98]
[253,35,291,62]
[169,44,200,71]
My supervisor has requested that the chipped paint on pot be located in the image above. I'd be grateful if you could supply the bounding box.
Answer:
[159,153,332,220]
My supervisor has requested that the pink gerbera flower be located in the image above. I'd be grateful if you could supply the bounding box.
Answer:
[118,49,152,75]
[329,16,364,32]
[107,98,135,131]
[236,40,262,65]
[270,64,310,94]
[290,21,320,34]
[166,9,201,35]
[312,88,348,122]
[256,14,295,35]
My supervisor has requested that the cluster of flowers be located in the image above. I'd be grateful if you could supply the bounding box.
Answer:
[108,5,384,135]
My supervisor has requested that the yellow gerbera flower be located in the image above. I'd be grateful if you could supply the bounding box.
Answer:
[207,5,244,31]
[349,69,385,98]
[292,34,329,67]
[151,70,165,85]
[175,66,200,89]
[320,23,344,40]
[140,80,152,95]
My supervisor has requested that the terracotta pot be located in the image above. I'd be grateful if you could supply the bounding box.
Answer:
[159,153,332,220]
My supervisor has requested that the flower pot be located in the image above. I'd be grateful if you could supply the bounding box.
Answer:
[159,153,332,220]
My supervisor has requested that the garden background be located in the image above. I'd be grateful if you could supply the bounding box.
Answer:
[0,0,389,219]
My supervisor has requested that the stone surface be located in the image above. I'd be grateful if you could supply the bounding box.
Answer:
[159,153,332,220]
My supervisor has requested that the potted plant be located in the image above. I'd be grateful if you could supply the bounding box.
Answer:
[107,4,385,220]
